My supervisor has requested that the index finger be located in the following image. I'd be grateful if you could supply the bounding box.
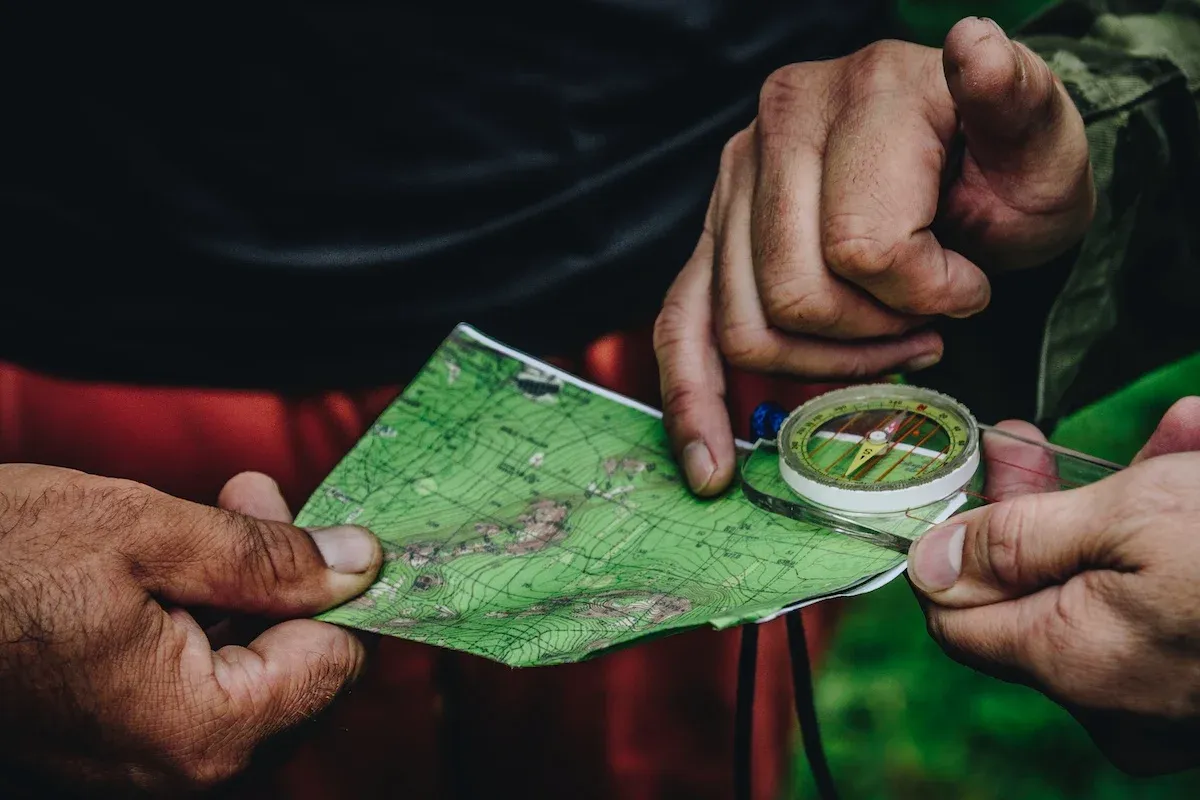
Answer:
[817,45,991,318]
[164,609,366,785]
[1132,396,1200,464]
[981,420,1059,500]
[924,580,1139,711]
[653,192,738,497]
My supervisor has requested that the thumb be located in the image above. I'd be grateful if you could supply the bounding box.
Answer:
[942,17,1078,174]
[132,497,382,617]
[941,15,1095,273]
[907,484,1117,608]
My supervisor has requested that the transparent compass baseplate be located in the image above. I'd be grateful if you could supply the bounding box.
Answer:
[740,399,1124,555]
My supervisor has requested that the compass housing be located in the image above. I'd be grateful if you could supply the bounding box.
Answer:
[776,384,980,514]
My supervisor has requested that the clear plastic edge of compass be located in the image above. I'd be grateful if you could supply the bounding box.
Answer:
[738,425,1123,551]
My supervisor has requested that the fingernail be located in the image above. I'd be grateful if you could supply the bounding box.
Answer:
[977,16,1004,35]
[910,524,966,592]
[682,441,716,492]
[309,526,377,574]
[974,17,1024,80]
[975,15,1026,81]
[903,352,942,373]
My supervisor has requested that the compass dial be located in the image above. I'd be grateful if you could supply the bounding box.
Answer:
[776,384,979,514]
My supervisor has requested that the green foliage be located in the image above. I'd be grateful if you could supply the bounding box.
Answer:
[791,580,1200,798]
[897,1,1055,44]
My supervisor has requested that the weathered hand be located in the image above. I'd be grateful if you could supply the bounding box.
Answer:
[0,466,382,795]
[653,17,1094,495]
[909,398,1200,776]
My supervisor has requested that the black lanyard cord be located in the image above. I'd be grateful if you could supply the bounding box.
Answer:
[734,622,759,800]
[733,614,840,800]
[787,612,840,800]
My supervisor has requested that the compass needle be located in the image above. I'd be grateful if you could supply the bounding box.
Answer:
[844,439,886,478]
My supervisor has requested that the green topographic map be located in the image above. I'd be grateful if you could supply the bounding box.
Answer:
[295,325,959,667]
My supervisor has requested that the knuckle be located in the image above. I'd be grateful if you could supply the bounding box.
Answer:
[820,347,889,381]
[659,379,704,422]
[248,519,301,591]
[821,219,904,282]
[719,127,753,170]
[986,532,1024,590]
[1042,581,1087,659]
[652,304,684,356]
[757,64,807,132]
[969,501,1036,587]
[976,499,1034,589]
[214,513,301,599]
[716,322,775,371]
[839,352,887,381]
[761,280,842,333]
[849,40,919,96]
[809,350,885,382]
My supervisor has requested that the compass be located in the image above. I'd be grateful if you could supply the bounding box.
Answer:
[774,384,980,514]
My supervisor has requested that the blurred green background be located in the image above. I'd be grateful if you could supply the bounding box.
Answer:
[789,2,1200,798]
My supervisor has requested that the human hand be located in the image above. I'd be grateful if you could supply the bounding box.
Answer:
[0,466,382,795]
[653,17,1094,495]
[908,398,1200,775]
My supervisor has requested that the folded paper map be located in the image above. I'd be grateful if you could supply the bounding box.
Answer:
[294,326,960,667]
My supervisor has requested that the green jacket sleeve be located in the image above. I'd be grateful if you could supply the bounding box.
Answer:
[923,1,1200,430]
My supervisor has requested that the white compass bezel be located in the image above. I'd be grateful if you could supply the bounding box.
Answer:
[776,384,980,515]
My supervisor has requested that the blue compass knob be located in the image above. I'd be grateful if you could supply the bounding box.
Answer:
[750,401,788,441]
